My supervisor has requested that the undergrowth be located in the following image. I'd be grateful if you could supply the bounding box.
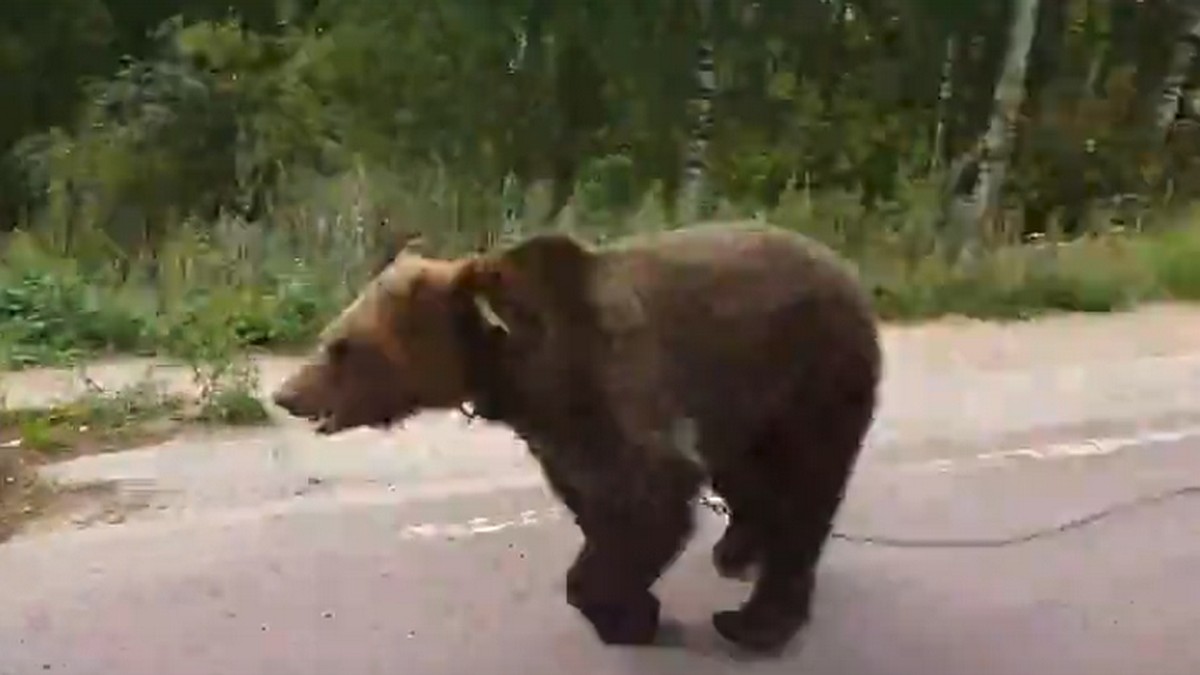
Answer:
[2,174,1199,374]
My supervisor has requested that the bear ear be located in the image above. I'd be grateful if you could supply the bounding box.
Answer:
[371,229,426,276]
[456,232,596,339]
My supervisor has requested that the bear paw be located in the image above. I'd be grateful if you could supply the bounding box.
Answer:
[575,594,662,646]
[711,607,806,655]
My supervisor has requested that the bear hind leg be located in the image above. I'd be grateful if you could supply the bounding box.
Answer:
[708,470,766,582]
[711,415,866,655]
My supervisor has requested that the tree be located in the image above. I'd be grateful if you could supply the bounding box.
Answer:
[942,0,1042,254]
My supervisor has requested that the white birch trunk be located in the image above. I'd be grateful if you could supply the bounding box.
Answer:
[1156,9,1200,140]
[930,35,957,170]
[680,0,716,223]
[945,0,1041,257]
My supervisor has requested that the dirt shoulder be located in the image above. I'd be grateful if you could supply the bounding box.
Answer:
[880,301,1200,372]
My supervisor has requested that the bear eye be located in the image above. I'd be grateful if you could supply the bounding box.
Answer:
[327,338,351,362]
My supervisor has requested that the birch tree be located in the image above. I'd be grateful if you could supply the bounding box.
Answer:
[944,0,1043,257]
[1155,0,1200,139]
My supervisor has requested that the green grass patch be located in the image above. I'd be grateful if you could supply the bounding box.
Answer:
[1135,223,1200,300]
[868,234,1161,321]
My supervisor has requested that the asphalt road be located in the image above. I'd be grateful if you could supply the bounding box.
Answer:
[5,306,1200,674]
[3,425,1200,675]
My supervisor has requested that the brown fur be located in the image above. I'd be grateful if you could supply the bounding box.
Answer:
[272,221,883,655]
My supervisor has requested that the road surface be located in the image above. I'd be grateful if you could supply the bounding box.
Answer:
[2,304,1200,674]
[3,425,1200,675]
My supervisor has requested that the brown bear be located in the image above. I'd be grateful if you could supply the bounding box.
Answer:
[272,221,883,654]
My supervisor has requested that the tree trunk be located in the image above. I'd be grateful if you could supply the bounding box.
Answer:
[1155,2,1200,139]
[1021,0,1064,121]
[680,0,716,223]
[930,35,956,170]
[943,0,1041,257]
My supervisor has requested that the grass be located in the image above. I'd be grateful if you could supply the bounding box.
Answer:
[0,370,271,461]
[0,380,188,460]
[765,181,1200,323]
[2,206,1199,376]
[1134,223,1200,300]
[2,170,1199,376]
[865,232,1165,321]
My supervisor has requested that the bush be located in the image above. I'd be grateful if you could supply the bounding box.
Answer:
[0,235,154,367]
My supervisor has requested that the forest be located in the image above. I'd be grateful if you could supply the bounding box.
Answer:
[3,0,1200,369]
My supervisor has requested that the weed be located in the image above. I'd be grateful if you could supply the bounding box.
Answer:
[0,376,188,458]
[193,358,271,426]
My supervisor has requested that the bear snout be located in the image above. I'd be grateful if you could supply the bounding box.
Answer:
[271,386,303,415]
[271,370,325,419]
[272,383,337,429]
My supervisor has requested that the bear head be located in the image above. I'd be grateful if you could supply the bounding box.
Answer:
[271,232,602,435]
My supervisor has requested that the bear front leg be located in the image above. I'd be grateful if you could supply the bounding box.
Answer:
[529,447,660,644]
[564,535,663,646]
[563,477,698,647]
[529,443,588,523]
